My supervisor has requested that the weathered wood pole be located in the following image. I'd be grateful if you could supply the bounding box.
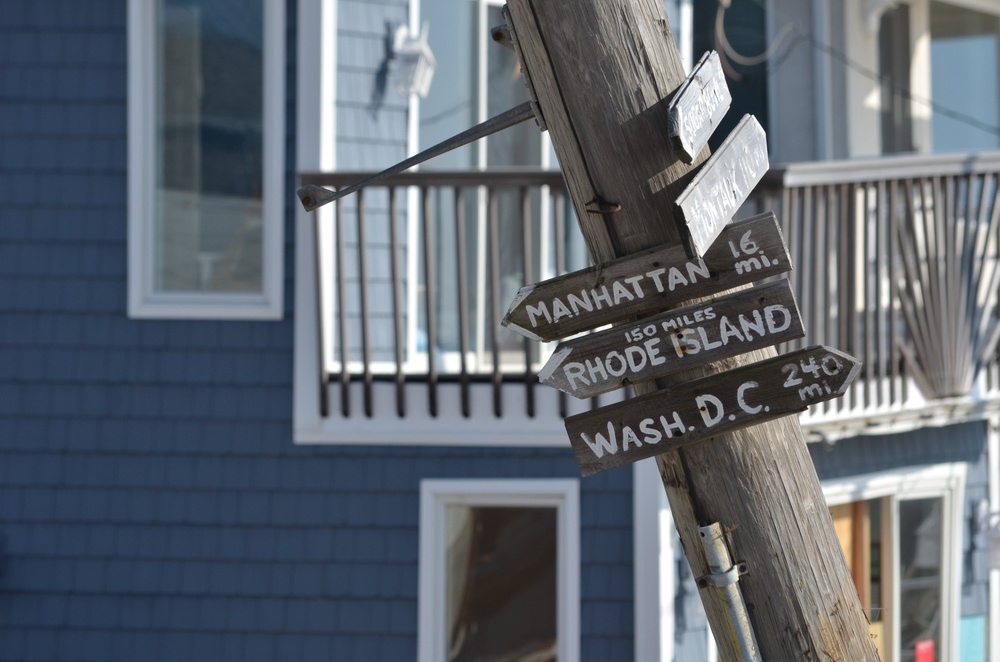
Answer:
[502,1,880,659]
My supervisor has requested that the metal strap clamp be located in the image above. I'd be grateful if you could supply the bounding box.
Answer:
[696,561,748,589]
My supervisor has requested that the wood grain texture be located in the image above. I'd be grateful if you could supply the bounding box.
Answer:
[676,114,770,257]
[565,346,860,475]
[540,279,804,398]
[667,50,731,165]
[503,211,791,342]
[503,1,881,659]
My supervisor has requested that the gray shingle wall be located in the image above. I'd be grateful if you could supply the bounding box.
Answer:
[336,0,409,169]
[0,2,635,660]
[333,0,412,365]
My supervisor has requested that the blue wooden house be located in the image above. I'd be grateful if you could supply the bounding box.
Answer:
[1,0,999,660]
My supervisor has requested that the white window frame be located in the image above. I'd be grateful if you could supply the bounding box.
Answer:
[822,461,966,662]
[634,459,966,662]
[127,0,285,320]
[633,460,677,662]
[418,479,580,662]
[840,0,1000,158]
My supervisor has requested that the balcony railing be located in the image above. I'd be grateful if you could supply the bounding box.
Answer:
[302,151,1000,435]
[300,169,586,420]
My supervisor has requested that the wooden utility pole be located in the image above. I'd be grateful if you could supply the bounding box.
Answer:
[502,1,880,659]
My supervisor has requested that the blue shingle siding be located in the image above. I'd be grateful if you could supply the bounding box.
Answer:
[0,5,635,660]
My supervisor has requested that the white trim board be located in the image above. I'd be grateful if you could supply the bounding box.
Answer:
[127,0,285,320]
[418,479,580,662]
[822,462,967,662]
[633,459,968,661]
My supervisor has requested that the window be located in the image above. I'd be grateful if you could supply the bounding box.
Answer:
[128,0,284,319]
[418,479,580,662]
[929,1,1000,152]
[637,461,966,662]
[841,0,1000,157]
[823,463,965,662]
[413,0,570,373]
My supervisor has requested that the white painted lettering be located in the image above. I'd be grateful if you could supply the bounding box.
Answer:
[563,362,589,391]
[798,383,824,401]
[735,256,763,275]
[621,426,642,451]
[587,357,609,384]
[686,258,711,282]
[695,394,725,427]
[717,316,745,345]
[671,329,700,356]
[625,345,647,373]
[591,285,612,309]
[551,297,572,323]
[581,421,618,457]
[738,310,765,340]
[567,290,593,315]
[737,381,761,414]
[667,266,688,290]
[640,417,662,444]
[605,351,628,377]
[624,275,645,298]
[612,280,634,305]
[645,338,665,366]
[526,302,551,328]
[646,268,667,292]
[764,304,792,333]
[659,412,686,438]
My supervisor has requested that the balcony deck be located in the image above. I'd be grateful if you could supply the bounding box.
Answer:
[300,152,1000,442]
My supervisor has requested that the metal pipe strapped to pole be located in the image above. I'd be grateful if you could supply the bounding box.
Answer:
[697,523,762,662]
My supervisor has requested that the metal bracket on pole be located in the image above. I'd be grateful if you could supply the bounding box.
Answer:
[696,561,748,589]
[696,523,762,662]
[297,100,536,212]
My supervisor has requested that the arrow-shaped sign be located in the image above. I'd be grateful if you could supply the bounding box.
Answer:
[538,279,804,398]
[502,212,789,342]
[676,114,770,258]
[668,51,731,164]
[564,345,861,477]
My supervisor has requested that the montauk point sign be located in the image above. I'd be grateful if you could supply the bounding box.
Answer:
[538,279,804,398]
[676,114,770,258]
[502,212,790,342]
[564,346,862,476]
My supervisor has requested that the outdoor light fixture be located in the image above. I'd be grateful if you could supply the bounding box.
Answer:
[393,23,436,98]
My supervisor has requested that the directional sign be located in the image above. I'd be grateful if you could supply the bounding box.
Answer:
[564,346,861,477]
[676,114,770,259]
[668,51,731,164]
[502,211,790,342]
[538,279,803,398]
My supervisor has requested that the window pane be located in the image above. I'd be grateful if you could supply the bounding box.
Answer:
[898,497,943,661]
[155,0,264,293]
[446,506,557,661]
[930,2,1000,152]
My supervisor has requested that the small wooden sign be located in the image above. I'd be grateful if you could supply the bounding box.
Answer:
[538,279,804,398]
[502,212,790,342]
[668,51,731,164]
[676,114,770,258]
[564,345,861,476]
